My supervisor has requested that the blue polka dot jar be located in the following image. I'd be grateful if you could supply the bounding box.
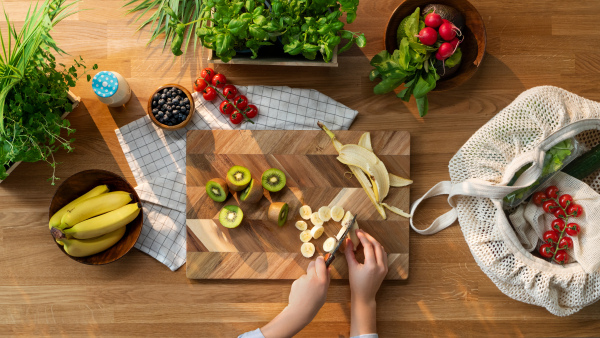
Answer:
[92,71,131,107]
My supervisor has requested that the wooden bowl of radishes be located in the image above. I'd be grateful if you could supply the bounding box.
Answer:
[384,0,486,91]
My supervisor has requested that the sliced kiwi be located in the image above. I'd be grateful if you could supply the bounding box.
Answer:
[261,168,286,192]
[219,205,244,228]
[226,165,251,192]
[206,178,229,202]
[268,202,289,227]
[240,179,264,203]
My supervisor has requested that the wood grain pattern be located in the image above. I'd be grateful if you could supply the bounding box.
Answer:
[186,130,410,279]
[4,0,600,336]
[48,169,143,265]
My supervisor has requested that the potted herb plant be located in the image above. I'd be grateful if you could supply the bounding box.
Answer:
[0,0,96,184]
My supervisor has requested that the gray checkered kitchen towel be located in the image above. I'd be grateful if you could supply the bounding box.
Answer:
[115,86,358,271]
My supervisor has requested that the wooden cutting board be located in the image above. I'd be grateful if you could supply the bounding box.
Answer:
[186,130,410,280]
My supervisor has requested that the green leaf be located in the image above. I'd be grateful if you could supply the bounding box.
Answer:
[403,7,420,43]
[355,34,366,48]
[416,95,429,117]
[373,76,406,95]
[445,47,462,68]
[413,71,437,99]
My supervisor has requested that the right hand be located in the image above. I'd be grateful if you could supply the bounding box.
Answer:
[345,229,388,304]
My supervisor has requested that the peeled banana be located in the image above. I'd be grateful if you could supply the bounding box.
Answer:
[61,203,141,240]
[310,225,324,239]
[60,191,132,229]
[330,206,345,222]
[49,185,109,229]
[300,230,312,243]
[301,242,315,258]
[339,211,359,251]
[310,212,324,227]
[57,226,126,257]
[299,205,312,220]
[323,237,337,253]
[318,206,331,222]
[295,220,308,231]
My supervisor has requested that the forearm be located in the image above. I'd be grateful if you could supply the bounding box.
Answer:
[261,306,309,338]
[350,296,377,337]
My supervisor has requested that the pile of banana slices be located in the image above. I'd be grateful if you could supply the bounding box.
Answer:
[296,205,359,258]
[319,122,412,220]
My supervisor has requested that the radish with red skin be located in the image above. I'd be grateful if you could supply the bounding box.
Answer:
[415,27,437,46]
[424,10,442,28]
[438,42,454,59]
[435,51,446,61]
[450,37,460,49]
[439,20,460,41]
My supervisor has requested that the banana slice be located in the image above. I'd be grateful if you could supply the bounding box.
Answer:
[318,206,331,222]
[310,212,324,227]
[301,242,315,258]
[323,237,337,253]
[295,220,308,231]
[330,206,344,222]
[299,205,312,220]
[300,230,312,243]
[310,225,324,239]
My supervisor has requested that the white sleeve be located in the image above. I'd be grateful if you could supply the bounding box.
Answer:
[351,334,379,338]
[238,328,265,338]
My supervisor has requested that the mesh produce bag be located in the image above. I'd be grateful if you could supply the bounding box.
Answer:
[411,86,600,316]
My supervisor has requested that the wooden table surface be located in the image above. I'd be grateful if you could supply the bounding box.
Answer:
[2,0,600,336]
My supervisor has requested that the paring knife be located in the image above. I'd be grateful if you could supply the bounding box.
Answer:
[324,214,357,267]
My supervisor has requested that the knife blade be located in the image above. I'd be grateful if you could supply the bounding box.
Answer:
[325,214,357,267]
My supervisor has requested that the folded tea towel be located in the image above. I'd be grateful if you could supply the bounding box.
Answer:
[115,86,358,270]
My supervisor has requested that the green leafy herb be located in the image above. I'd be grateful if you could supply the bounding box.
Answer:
[123,0,205,57]
[0,0,94,184]
[370,7,462,117]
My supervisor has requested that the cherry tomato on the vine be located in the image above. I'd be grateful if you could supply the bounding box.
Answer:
[230,112,243,124]
[202,87,217,101]
[244,105,258,118]
[559,237,573,250]
[233,95,248,110]
[211,73,227,88]
[222,84,238,99]
[220,100,234,115]
[552,218,566,232]
[542,200,558,213]
[566,223,580,236]
[539,243,554,258]
[558,194,573,208]
[567,204,583,217]
[532,192,548,205]
[543,230,560,244]
[545,186,559,199]
[200,68,215,82]
[554,250,568,264]
[193,77,208,92]
[553,208,566,219]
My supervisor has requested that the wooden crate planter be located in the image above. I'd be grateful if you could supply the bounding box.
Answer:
[207,45,338,67]
[0,90,81,183]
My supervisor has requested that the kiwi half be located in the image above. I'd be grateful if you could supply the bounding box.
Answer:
[226,165,251,192]
[219,205,244,228]
[240,179,264,203]
[205,178,229,202]
[268,202,289,227]
[261,168,286,192]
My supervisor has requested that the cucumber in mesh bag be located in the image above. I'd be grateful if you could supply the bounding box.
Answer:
[504,139,579,208]
[563,141,600,179]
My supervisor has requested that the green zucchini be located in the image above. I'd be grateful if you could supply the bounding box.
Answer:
[563,142,600,179]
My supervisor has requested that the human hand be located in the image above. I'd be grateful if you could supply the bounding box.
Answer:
[261,256,330,338]
[345,229,387,336]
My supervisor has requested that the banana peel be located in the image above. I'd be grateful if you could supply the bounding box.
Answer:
[358,132,373,151]
[389,174,413,187]
[319,122,387,219]
[338,144,390,203]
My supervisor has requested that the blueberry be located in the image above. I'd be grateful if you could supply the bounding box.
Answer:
[167,106,173,112]
[158,99,165,105]
[182,98,189,104]
[167,98,172,103]
[186,104,190,109]
[172,98,180,105]
[160,94,167,99]
[172,109,179,115]
[153,93,159,100]
[152,108,158,114]
[167,91,173,98]
[152,100,158,107]
[176,89,183,95]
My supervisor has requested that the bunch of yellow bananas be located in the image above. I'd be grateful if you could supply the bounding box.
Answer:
[49,185,141,257]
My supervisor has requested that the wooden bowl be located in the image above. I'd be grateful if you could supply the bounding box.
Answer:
[147,83,195,130]
[48,169,143,265]
[384,0,486,91]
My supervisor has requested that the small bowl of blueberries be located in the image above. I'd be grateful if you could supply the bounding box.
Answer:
[147,84,195,130]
